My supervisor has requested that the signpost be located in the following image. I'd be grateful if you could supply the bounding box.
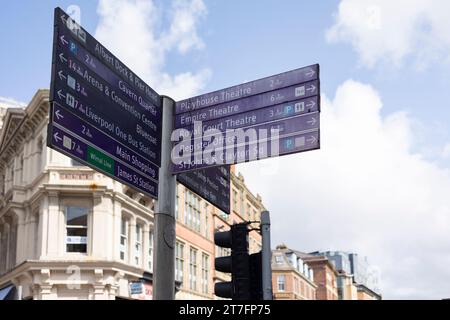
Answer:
[46,6,322,301]
[173,65,321,173]
[48,7,162,198]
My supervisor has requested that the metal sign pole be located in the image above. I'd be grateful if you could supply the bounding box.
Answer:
[261,210,273,300]
[153,96,177,300]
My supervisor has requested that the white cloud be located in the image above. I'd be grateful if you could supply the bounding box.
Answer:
[327,0,450,69]
[162,0,207,54]
[0,96,26,109]
[95,0,211,100]
[0,96,26,129]
[442,143,450,159]
[238,80,450,299]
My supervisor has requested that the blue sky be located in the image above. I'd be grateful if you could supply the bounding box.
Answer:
[2,0,450,299]
[2,1,449,161]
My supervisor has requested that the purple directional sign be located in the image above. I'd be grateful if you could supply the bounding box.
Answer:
[54,8,160,107]
[172,116,319,173]
[173,130,320,173]
[52,104,159,181]
[179,112,320,156]
[172,64,321,173]
[176,64,319,114]
[48,7,162,198]
[177,166,230,215]
[52,60,160,164]
[176,81,319,128]
[49,124,158,198]
[183,96,319,137]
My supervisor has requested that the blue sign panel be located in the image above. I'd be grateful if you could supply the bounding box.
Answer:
[129,282,144,295]
[48,7,161,198]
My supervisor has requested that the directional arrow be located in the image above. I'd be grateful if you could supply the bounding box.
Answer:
[59,53,67,63]
[306,85,316,93]
[54,132,62,143]
[58,70,66,81]
[306,69,315,77]
[55,109,64,120]
[60,14,67,26]
[57,90,66,100]
[306,101,316,109]
[307,136,317,144]
[60,35,68,46]
[307,117,317,126]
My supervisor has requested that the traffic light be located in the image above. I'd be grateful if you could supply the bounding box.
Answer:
[214,223,263,300]
[249,251,263,299]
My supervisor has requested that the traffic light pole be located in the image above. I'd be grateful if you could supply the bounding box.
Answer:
[153,96,177,300]
[261,211,273,300]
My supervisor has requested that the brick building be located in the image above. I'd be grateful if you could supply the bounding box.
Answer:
[300,253,339,300]
[271,245,340,300]
[312,251,381,300]
[271,244,317,300]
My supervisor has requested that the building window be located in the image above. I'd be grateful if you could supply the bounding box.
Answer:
[277,275,286,292]
[184,191,201,233]
[148,229,154,272]
[240,190,244,216]
[19,155,24,183]
[0,174,4,196]
[189,247,198,291]
[204,203,209,239]
[0,225,9,273]
[120,217,128,261]
[216,245,231,258]
[218,210,229,221]
[175,241,184,283]
[36,137,43,172]
[8,223,18,270]
[232,189,238,212]
[175,186,179,221]
[8,161,14,189]
[201,253,209,294]
[135,224,142,266]
[275,255,283,264]
[65,206,88,253]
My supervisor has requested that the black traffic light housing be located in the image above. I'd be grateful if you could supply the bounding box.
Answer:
[214,223,262,300]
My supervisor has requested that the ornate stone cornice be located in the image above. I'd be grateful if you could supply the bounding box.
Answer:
[0,90,49,171]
